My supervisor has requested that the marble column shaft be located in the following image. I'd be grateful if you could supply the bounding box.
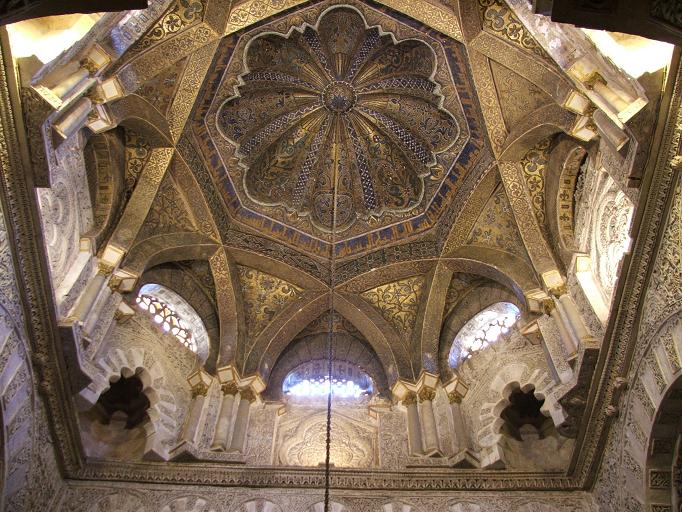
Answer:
[448,393,469,452]
[211,383,238,451]
[404,392,423,456]
[229,389,256,452]
[181,388,208,445]
[418,387,440,455]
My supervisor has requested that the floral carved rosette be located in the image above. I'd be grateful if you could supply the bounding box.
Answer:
[217,6,459,232]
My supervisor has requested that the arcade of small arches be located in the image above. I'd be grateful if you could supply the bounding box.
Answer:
[1,0,681,510]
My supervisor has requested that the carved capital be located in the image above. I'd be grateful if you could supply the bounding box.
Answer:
[584,71,607,91]
[548,284,567,298]
[191,383,209,399]
[108,274,123,292]
[418,387,436,402]
[239,388,257,403]
[221,382,239,396]
[447,391,463,404]
[542,298,555,315]
[113,309,132,324]
[79,58,99,75]
[97,262,115,276]
[402,391,418,406]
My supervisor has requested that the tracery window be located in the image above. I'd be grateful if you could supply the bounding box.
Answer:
[448,302,520,367]
[283,361,374,400]
[136,294,197,353]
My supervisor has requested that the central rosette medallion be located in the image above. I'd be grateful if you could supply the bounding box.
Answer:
[217,6,459,232]
[322,81,357,113]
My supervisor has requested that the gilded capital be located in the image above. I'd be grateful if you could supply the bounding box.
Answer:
[418,387,436,402]
[542,298,555,315]
[240,388,257,403]
[447,391,463,404]
[548,284,567,298]
[97,262,115,276]
[191,383,209,399]
[402,391,418,406]
[221,382,239,396]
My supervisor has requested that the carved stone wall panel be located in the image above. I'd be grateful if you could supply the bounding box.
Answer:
[276,406,378,469]
[37,133,93,291]
[0,177,65,509]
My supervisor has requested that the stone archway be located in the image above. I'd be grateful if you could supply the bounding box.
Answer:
[77,346,180,460]
[476,363,566,469]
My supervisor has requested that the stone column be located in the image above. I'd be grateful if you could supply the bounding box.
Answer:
[448,391,469,452]
[51,67,90,98]
[229,388,257,453]
[53,97,93,139]
[181,382,209,445]
[555,288,591,344]
[544,299,577,359]
[70,263,111,322]
[418,387,440,456]
[553,297,580,353]
[210,382,238,451]
[403,392,423,456]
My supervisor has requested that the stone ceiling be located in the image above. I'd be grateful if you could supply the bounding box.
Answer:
[192,1,488,260]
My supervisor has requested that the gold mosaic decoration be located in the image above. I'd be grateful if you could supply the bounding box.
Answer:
[298,311,362,339]
[138,174,195,238]
[237,265,303,338]
[467,184,530,262]
[360,275,425,335]
[136,57,188,116]
[557,146,587,249]
[225,0,307,35]
[217,6,459,233]
[520,137,552,230]
[490,60,553,130]
[478,0,550,62]
[443,273,481,316]
[126,0,206,57]
[124,130,151,197]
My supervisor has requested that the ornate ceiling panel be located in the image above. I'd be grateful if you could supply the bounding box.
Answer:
[489,61,553,131]
[467,183,532,264]
[237,265,303,338]
[360,274,425,337]
[192,1,489,260]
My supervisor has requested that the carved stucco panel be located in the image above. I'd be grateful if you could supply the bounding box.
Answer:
[37,133,93,290]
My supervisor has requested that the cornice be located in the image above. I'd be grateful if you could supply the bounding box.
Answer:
[74,460,578,491]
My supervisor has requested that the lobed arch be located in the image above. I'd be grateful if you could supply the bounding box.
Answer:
[476,363,565,469]
[77,346,182,461]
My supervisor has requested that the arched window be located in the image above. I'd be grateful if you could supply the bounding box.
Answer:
[282,360,374,400]
[448,302,520,367]
[135,284,209,359]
